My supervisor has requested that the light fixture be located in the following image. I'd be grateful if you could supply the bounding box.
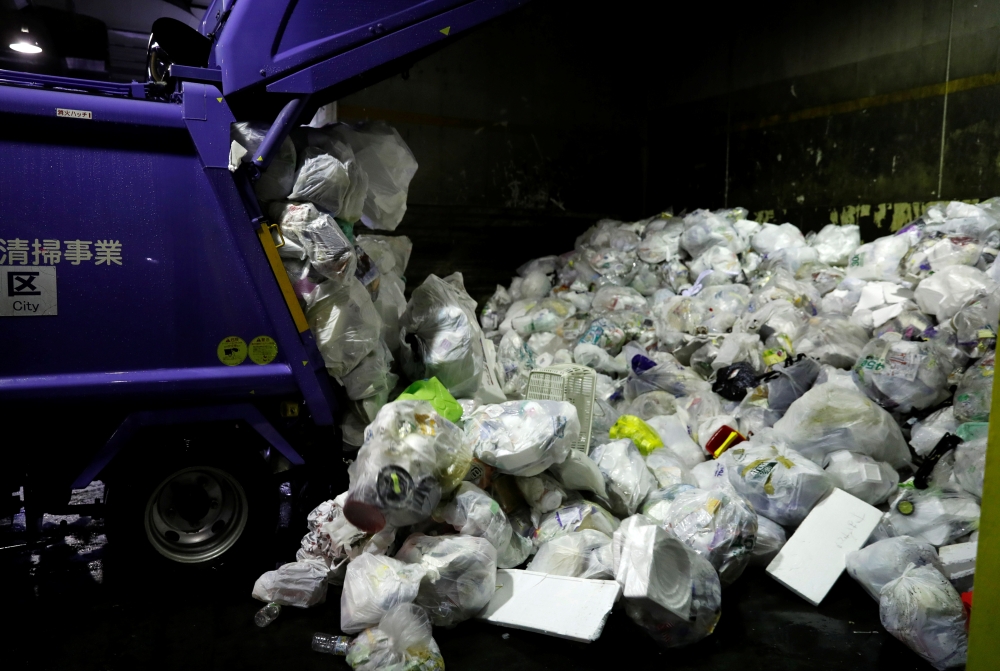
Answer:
[10,42,42,54]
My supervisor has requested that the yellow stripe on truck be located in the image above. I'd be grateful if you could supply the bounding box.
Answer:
[256,225,310,333]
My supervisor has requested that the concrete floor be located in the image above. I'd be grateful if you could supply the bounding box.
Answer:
[1,483,935,671]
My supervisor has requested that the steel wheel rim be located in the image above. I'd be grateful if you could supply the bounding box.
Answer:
[144,466,248,563]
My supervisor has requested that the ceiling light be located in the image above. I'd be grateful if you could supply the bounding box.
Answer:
[10,42,42,54]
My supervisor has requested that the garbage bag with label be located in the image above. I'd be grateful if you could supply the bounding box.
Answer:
[879,563,968,671]
[527,528,615,579]
[532,499,621,547]
[463,400,579,477]
[852,334,954,413]
[846,235,911,282]
[344,603,444,671]
[436,482,532,568]
[590,438,657,517]
[394,533,497,627]
[771,380,911,468]
[345,400,469,532]
[846,536,945,602]
[613,515,722,648]
[719,441,833,526]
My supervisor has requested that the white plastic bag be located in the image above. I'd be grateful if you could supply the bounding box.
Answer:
[793,315,869,369]
[515,472,569,513]
[338,122,418,231]
[719,441,833,526]
[532,500,620,547]
[269,201,357,282]
[340,554,427,634]
[846,235,910,281]
[548,449,609,499]
[910,407,959,457]
[394,533,497,627]
[883,487,981,547]
[752,223,807,255]
[879,563,968,670]
[808,223,861,266]
[645,448,698,488]
[852,334,954,413]
[953,350,995,422]
[846,536,944,601]
[954,434,987,499]
[463,400,578,477]
[750,515,786,566]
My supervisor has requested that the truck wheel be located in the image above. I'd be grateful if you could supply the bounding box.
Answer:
[104,432,276,575]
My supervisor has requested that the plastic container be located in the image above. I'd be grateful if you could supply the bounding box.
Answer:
[526,363,597,453]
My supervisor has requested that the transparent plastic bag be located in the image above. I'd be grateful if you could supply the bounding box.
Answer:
[532,500,620,547]
[823,450,899,505]
[645,448,698,489]
[915,265,997,320]
[688,245,743,286]
[480,284,512,333]
[497,330,534,398]
[269,201,358,282]
[846,235,911,282]
[252,559,329,608]
[623,391,678,420]
[808,223,861,266]
[345,400,469,532]
[793,315,869,369]
[623,349,711,400]
[463,400,579,477]
[344,603,444,671]
[298,494,396,585]
[340,339,395,401]
[910,407,959,457]
[527,528,614,579]
[394,533,497,627]
[883,486,981,547]
[231,121,296,202]
[613,516,722,648]
[437,482,532,568]
[289,142,367,222]
[307,276,382,377]
[763,355,821,414]
[651,487,758,586]
[751,223,807,255]
[879,563,967,671]
[902,233,983,281]
[548,449,609,499]
[846,536,945,602]
[511,297,576,336]
[750,515,786,567]
[681,210,744,257]
[400,273,491,399]
[334,122,418,231]
[638,218,684,263]
[340,554,427,634]
[954,434,987,499]
[771,380,911,468]
[852,334,955,413]
[953,349,995,422]
[515,472,569,513]
[719,441,833,526]
[590,438,657,517]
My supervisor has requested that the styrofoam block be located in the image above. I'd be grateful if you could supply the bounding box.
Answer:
[475,569,621,642]
[938,542,977,579]
[766,488,883,606]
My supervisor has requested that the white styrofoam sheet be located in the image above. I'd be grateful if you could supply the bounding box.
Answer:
[939,542,977,578]
[475,569,621,642]
[766,488,883,606]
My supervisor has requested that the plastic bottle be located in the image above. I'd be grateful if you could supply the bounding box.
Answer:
[312,632,351,655]
[254,602,281,627]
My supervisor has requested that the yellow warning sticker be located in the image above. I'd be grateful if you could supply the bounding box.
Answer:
[217,336,247,366]
[248,335,278,365]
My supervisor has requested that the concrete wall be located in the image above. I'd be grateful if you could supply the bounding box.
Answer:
[338,0,1000,301]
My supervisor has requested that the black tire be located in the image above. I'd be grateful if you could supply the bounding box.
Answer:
[103,426,277,581]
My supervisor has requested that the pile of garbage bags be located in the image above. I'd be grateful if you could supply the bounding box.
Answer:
[241,132,997,668]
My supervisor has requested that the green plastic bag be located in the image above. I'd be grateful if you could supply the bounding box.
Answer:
[397,377,463,423]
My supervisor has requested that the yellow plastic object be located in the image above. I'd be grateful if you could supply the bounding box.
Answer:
[967,347,1000,670]
[609,415,663,456]
[396,377,463,423]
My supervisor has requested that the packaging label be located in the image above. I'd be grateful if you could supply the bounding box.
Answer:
[217,336,247,366]
[248,335,278,365]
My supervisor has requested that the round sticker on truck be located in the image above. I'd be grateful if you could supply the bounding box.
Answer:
[248,335,278,365]
[217,336,248,365]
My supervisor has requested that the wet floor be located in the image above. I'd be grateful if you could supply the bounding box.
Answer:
[1,484,934,671]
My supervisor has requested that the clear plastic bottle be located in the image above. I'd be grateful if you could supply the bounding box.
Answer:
[254,602,281,627]
[312,632,350,655]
